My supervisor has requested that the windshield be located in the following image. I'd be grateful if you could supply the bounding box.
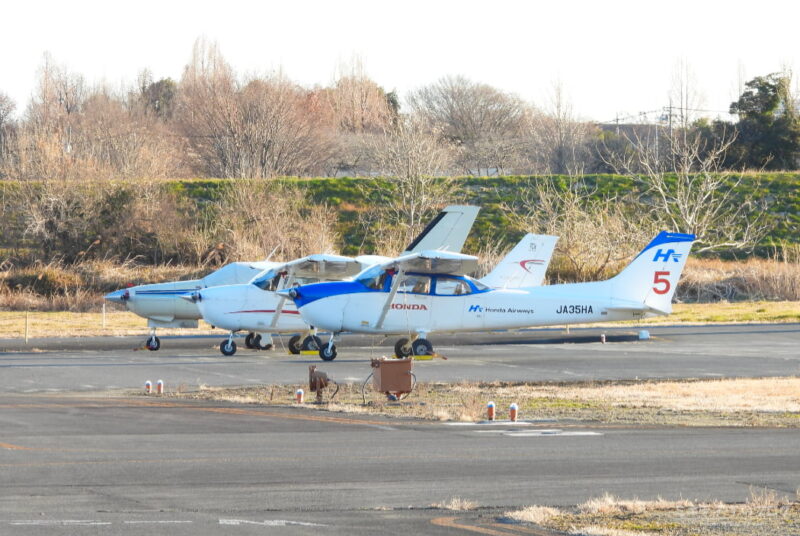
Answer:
[355,265,388,290]
[252,269,283,291]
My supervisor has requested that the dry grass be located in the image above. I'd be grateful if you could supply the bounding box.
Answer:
[174,377,800,428]
[568,526,644,536]
[578,493,694,516]
[530,377,800,413]
[505,505,563,524]
[0,310,218,338]
[514,491,800,536]
[0,261,207,312]
[430,497,478,511]
[679,256,800,302]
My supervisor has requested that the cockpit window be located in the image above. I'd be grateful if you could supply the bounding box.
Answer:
[470,278,489,291]
[435,277,472,295]
[398,275,431,294]
[252,270,282,291]
[355,265,388,290]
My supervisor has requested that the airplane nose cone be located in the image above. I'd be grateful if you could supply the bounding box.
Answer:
[104,289,130,303]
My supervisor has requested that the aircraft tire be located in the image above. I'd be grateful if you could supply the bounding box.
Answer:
[244,333,255,349]
[301,335,323,351]
[394,338,411,359]
[319,344,337,361]
[288,335,302,355]
[146,336,161,351]
[220,340,237,356]
[253,334,273,350]
[411,338,433,356]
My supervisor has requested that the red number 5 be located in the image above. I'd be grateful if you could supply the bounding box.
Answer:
[653,271,671,295]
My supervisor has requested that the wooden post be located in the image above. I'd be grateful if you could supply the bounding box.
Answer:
[102,303,106,329]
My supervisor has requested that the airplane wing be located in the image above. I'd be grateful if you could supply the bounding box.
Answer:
[284,254,364,278]
[376,250,480,276]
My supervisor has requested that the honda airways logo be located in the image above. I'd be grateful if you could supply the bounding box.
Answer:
[519,259,545,273]
[391,303,428,310]
[653,249,682,262]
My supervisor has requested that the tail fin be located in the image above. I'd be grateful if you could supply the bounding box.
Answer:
[608,231,696,314]
[403,205,480,254]
[480,234,558,288]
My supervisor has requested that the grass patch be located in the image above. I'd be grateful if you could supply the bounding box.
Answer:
[174,377,800,428]
[506,491,800,536]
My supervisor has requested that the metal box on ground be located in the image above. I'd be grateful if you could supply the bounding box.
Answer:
[371,358,413,393]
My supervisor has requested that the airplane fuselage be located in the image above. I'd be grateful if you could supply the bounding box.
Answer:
[196,284,307,333]
[296,279,649,336]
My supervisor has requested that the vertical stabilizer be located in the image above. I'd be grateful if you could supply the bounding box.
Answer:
[608,231,696,314]
[402,205,480,254]
[480,234,558,288]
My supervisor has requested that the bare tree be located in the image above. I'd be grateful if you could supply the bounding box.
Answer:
[325,57,394,134]
[209,179,339,263]
[607,126,769,252]
[407,75,527,174]
[361,117,458,253]
[0,92,15,175]
[505,179,653,281]
[525,82,597,175]
[178,39,334,178]
[668,58,705,130]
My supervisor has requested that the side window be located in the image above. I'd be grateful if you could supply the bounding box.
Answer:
[436,277,472,296]
[398,275,431,294]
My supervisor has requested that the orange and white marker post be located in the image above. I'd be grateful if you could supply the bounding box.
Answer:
[509,403,519,422]
[144,380,152,395]
[487,401,496,421]
[295,389,304,404]
[156,380,164,395]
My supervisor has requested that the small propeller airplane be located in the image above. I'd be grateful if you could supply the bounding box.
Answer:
[186,231,556,357]
[105,205,480,353]
[104,261,276,351]
[281,231,695,360]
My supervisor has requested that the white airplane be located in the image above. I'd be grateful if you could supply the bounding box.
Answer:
[105,205,480,353]
[104,261,275,351]
[185,206,488,357]
[281,231,695,359]
[188,232,557,358]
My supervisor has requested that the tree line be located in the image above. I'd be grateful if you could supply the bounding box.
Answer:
[1,40,798,183]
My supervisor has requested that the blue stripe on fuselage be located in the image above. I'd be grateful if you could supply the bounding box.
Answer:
[291,281,377,308]
[134,289,199,295]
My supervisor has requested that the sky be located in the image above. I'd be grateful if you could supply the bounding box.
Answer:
[1,0,797,122]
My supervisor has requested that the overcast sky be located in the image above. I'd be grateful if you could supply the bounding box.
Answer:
[2,0,797,122]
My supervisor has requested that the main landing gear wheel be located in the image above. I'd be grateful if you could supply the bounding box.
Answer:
[301,335,323,351]
[394,338,411,359]
[288,335,302,355]
[244,333,255,349]
[146,335,161,351]
[252,334,273,351]
[319,344,337,361]
[411,338,433,356]
[220,339,237,356]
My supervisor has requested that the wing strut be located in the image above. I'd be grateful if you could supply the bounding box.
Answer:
[270,272,295,327]
[374,270,404,330]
